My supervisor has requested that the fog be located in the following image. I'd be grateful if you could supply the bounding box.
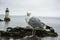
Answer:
[0,0,60,17]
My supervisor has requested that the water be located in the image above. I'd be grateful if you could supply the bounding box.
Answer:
[0,15,60,40]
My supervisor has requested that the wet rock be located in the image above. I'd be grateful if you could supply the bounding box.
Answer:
[6,27,58,37]
[0,19,3,21]
[4,18,10,22]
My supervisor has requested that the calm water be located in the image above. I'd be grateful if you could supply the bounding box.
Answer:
[0,15,60,40]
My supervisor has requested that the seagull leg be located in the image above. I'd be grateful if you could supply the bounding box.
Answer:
[32,28,36,36]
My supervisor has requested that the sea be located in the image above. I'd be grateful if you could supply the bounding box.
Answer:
[0,15,60,40]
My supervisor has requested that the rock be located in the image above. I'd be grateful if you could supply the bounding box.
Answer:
[46,25,51,29]
[4,18,10,22]
[46,25,55,33]
[50,27,54,33]
[0,19,3,21]
[0,26,57,37]
[7,27,12,32]
[7,27,58,37]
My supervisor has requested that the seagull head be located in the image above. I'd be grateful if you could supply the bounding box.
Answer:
[27,11,31,17]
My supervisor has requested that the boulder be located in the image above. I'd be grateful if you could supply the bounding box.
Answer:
[0,19,3,21]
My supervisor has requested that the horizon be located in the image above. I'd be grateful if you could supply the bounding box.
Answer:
[0,14,60,18]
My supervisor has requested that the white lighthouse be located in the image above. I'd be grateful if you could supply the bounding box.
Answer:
[4,8,10,21]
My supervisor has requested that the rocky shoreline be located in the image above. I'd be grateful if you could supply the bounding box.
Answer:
[0,25,58,38]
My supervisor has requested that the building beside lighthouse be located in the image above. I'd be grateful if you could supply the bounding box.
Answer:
[4,8,10,21]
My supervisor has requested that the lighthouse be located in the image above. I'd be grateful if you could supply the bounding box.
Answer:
[4,8,10,21]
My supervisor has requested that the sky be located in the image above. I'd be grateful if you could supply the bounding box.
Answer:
[0,0,60,17]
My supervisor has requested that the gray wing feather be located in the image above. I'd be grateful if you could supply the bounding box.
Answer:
[28,17,43,28]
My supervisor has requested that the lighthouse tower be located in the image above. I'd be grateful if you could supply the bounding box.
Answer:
[4,8,10,21]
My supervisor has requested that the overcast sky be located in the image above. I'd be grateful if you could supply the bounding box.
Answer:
[0,0,60,17]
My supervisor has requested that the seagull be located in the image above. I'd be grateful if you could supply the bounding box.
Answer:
[25,11,45,36]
